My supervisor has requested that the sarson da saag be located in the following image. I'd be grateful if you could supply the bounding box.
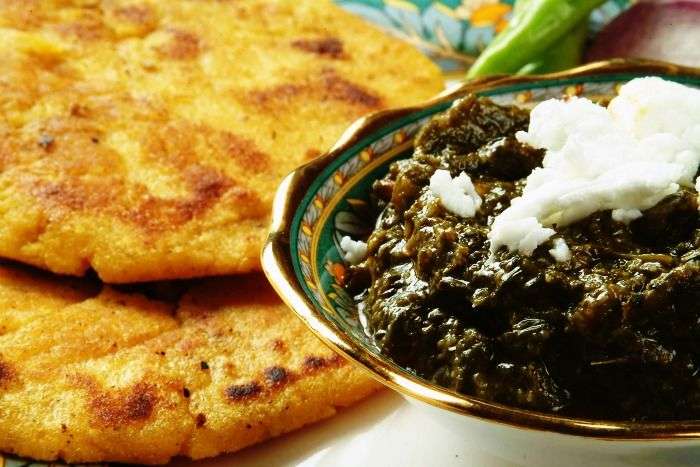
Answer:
[346,78,700,421]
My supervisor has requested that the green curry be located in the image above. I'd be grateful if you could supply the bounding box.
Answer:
[349,96,700,421]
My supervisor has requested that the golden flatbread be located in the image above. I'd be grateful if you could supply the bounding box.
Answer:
[0,266,379,463]
[0,0,443,282]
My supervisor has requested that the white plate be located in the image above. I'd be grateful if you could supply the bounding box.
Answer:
[175,390,516,467]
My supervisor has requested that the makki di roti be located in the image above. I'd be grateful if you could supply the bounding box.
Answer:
[0,267,379,463]
[0,0,443,283]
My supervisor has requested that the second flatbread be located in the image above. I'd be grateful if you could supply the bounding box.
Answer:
[0,268,379,463]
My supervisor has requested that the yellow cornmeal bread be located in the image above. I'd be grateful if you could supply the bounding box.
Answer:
[0,0,442,282]
[0,268,379,463]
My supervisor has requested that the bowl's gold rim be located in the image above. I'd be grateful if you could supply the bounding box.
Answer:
[262,58,700,440]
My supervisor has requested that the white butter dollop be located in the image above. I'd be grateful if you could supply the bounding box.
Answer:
[489,77,700,256]
[429,169,482,218]
[340,236,367,264]
[611,208,642,224]
[548,238,571,263]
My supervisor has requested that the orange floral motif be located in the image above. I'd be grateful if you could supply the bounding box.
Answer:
[325,261,346,286]
[360,148,373,162]
[516,90,533,103]
[454,1,512,32]
[564,84,585,97]
[393,130,407,144]
[301,222,313,236]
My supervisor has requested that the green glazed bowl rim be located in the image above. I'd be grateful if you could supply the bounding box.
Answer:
[262,59,700,440]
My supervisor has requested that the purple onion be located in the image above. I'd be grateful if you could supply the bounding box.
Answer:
[587,1,700,68]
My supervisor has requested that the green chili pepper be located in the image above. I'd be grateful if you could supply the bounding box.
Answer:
[467,0,604,78]
[516,18,588,75]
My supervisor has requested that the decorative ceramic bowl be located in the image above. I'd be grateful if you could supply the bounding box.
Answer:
[262,59,700,467]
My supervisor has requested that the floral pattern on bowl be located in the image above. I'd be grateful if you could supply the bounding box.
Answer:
[335,0,631,72]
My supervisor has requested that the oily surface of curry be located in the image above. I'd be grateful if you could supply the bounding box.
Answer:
[351,96,700,421]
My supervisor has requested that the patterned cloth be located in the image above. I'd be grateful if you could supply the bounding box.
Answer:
[335,0,631,72]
